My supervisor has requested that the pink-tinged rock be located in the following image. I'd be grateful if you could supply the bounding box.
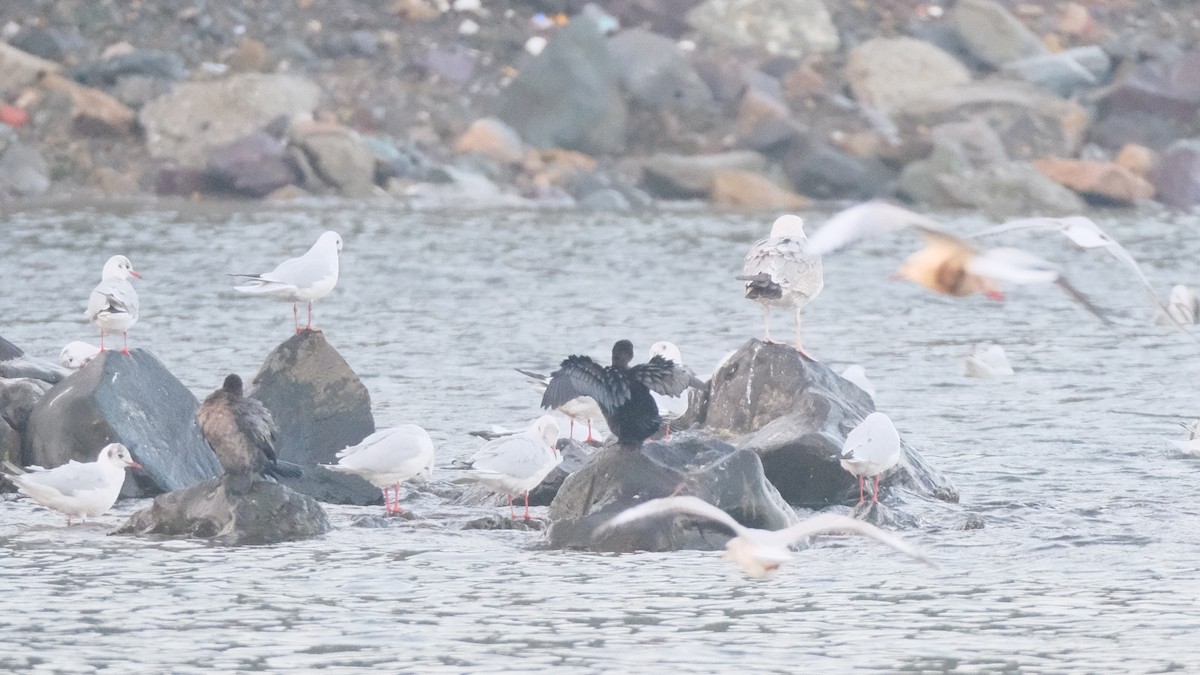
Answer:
[1105,51,1200,123]
[1033,157,1154,204]
[1149,140,1200,210]
[1115,144,1155,179]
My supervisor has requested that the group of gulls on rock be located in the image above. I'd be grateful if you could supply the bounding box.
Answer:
[6,200,1192,578]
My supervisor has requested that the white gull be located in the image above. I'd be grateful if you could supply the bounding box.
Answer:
[233,230,342,333]
[324,425,435,514]
[454,415,562,519]
[83,255,141,354]
[2,443,141,525]
[840,412,902,505]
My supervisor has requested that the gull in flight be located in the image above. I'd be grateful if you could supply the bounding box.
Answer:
[84,255,141,354]
[2,443,141,525]
[595,495,931,579]
[233,231,342,333]
[737,215,824,357]
[803,201,1111,323]
[324,425,435,514]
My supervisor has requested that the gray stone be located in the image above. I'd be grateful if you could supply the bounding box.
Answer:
[950,0,1047,68]
[846,37,971,112]
[702,340,958,506]
[495,18,626,154]
[206,130,299,198]
[938,160,1087,217]
[248,330,375,467]
[22,350,223,498]
[0,356,70,384]
[899,118,1008,205]
[0,378,52,433]
[74,49,187,88]
[0,141,51,197]
[0,42,61,94]
[1104,51,1200,123]
[608,28,712,110]
[275,466,382,506]
[1001,47,1111,98]
[546,433,798,551]
[782,143,893,200]
[1149,140,1200,210]
[527,439,592,506]
[686,0,839,59]
[0,417,18,469]
[0,336,21,361]
[116,476,331,545]
[640,150,766,198]
[10,27,82,62]
[288,125,377,197]
[894,81,1089,159]
[140,74,322,168]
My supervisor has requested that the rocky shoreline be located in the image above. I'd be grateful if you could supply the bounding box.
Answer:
[1,0,1198,214]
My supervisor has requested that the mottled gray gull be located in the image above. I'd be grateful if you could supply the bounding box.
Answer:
[738,214,824,357]
[83,254,140,354]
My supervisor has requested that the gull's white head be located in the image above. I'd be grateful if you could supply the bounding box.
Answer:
[317,231,344,254]
[59,341,101,370]
[649,341,683,365]
[769,214,806,239]
[101,255,141,281]
[531,415,561,454]
[98,442,142,469]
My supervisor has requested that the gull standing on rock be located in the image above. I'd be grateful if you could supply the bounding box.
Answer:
[648,341,698,439]
[517,368,609,443]
[540,340,695,446]
[840,412,902,505]
[1,443,141,525]
[804,201,1112,324]
[84,255,141,354]
[454,415,562,520]
[233,231,342,333]
[595,496,931,579]
[738,214,824,358]
[324,425,435,515]
[198,374,302,492]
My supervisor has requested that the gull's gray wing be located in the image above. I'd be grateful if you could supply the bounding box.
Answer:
[765,513,933,566]
[741,236,823,299]
[86,278,139,320]
[804,201,953,256]
[594,496,748,537]
[20,461,110,497]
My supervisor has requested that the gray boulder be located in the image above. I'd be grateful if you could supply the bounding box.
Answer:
[288,124,377,197]
[546,433,798,551]
[950,0,1047,68]
[0,140,51,197]
[0,356,70,384]
[1104,51,1200,124]
[0,378,52,436]
[495,18,626,154]
[1001,47,1112,98]
[640,150,766,198]
[140,74,322,168]
[74,49,187,88]
[782,142,894,200]
[0,336,21,361]
[116,476,331,545]
[702,340,958,506]
[1149,140,1200,210]
[248,330,375,467]
[206,129,299,198]
[686,0,839,59]
[607,28,712,111]
[22,350,223,497]
[938,160,1086,217]
[275,466,382,506]
[845,37,971,112]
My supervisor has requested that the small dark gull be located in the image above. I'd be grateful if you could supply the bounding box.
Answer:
[595,496,931,579]
[737,214,824,357]
[197,374,302,491]
[2,442,141,525]
[540,340,694,446]
[517,368,609,442]
[804,201,1112,323]
[324,425,435,514]
[454,415,561,519]
[839,412,902,505]
[233,230,342,333]
[83,255,141,354]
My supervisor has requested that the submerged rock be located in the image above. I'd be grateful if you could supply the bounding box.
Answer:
[116,476,331,545]
[546,433,797,551]
[22,350,222,498]
[249,330,375,467]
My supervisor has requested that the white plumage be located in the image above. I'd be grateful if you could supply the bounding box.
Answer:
[739,214,824,356]
[59,341,101,370]
[456,415,562,519]
[648,341,691,435]
[83,255,140,354]
[324,425,435,514]
[839,364,876,399]
[595,496,931,579]
[840,412,902,505]
[964,343,1014,378]
[2,443,141,525]
[233,230,342,332]
[518,369,609,442]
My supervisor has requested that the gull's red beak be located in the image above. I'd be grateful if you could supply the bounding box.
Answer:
[129,461,143,469]
[130,271,143,279]
[985,289,1005,301]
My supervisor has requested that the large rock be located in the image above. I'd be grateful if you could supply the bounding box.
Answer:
[140,74,322,167]
[898,117,1009,206]
[0,140,51,197]
[950,0,1047,68]
[1001,47,1112,98]
[22,350,222,497]
[0,336,22,361]
[711,170,809,209]
[1033,157,1154,205]
[73,49,187,88]
[205,129,299,198]
[895,81,1090,159]
[275,466,382,506]
[938,160,1087,217]
[845,37,971,112]
[686,0,839,59]
[288,121,378,197]
[607,28,712,111]
[0,42,60,93]
[0,378,52,435]
[1149,140,1200,210]
[495,18,626,155]
[248,330,375,467]
[1104,51,1200,124]
[546,434,798,551]
[782,142,893,200]
[640,150,766,198]
[701,340,958,506]
[116,476,331,545]
[38,71,137,136]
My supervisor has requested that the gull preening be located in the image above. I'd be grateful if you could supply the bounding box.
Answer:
[517,368,609,443]
[964,343,1014,378]
[2,442,141,525]
[324,425,435,514]
[197,374,302,492]
[454,414,562,519]
[737,214,824,357]
[59,341,101,370]
[594,496,931,578]
[540,340,695,446]
[804,201,1111,323]
[840,412,902,505]
[1158,285,1200,326]
[233,230,342,333]
[839,364,876,399]
[83,255,141,354]
[648,341,695,439]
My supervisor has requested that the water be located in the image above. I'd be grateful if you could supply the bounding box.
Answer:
[3,201,1200,672]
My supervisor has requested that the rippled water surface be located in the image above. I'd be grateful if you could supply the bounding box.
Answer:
[4,201,1200,672]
